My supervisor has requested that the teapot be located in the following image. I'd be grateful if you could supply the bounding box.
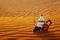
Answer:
[33,15,52,32]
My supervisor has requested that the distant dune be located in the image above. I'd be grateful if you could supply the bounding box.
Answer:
[0,0,60,16]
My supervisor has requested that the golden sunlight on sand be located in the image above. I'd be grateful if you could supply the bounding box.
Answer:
[0,0,60,40]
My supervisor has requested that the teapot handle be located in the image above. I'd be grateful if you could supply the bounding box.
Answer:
[46,20,52,26]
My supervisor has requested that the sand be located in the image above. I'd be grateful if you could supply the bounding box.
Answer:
[0,0,60,40]
[0,16,60,40]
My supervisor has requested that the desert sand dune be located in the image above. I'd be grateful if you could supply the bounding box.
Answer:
[0,16,60,40]
[0,0,60,16]
[0,0,60,40]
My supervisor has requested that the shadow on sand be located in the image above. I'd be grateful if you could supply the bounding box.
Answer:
[33,31,60,40]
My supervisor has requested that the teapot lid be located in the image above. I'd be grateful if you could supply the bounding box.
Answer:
[38,15,45,22]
